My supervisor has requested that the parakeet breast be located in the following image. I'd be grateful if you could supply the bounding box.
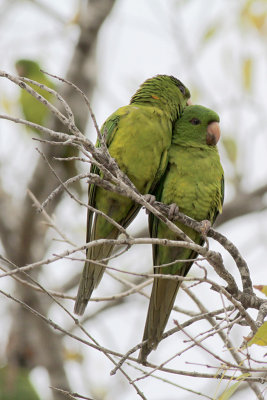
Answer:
[163,145,223,221]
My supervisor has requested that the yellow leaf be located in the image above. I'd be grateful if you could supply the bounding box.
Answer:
[242,58,253,92]
[63,347,84,363]
[254,285,267,296]
[248,322,267,347]
[217,374,250,400]
[241,0,267,35]
[249,13,266,32]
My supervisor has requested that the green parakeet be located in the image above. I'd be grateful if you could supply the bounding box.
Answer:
[15,59,80,192]
[74,74,191,315]
[139,105,224,362]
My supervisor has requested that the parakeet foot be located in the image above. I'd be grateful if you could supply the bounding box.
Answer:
[199,219,211,236]
[143,194,156,214]
[143,194,156,205]
[168,203,179,220]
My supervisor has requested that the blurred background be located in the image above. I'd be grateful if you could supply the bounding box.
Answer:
[0,0,267,399]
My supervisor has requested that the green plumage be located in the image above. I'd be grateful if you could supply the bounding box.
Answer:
[139,105,224,361]
[74,75,191,315]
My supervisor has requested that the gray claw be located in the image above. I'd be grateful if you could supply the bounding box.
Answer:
[168,203,179,220]
[143,194,156,214]
[199,219,211,236]
[143,194,156,205]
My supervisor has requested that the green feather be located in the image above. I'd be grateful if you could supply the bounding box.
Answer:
[139,105,224,361]
[74,75,191,315]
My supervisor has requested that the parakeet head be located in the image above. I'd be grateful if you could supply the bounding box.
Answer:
[130,74,191,120]
[15,59,41,77]
[173,105,221,147]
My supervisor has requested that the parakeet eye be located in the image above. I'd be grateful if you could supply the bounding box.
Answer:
[190,118,201,125]
[178,85,186,95]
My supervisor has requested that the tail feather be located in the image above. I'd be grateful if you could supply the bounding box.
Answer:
[74,260,105,316]
[139,277,180,362]
[74,236,116,315]
[74,201,141,315]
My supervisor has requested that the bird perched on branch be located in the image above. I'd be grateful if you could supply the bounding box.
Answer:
[74,74,191,315]
[139,105,224,362]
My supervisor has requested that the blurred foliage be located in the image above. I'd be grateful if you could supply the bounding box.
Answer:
[240,0,267,35]
[15,59,55,135]
[242,58,253,92]
[0,366,40,400]
[221,137,238,166]
[202,21,221,43]
[63,347,84,364]
[217,374,250,400]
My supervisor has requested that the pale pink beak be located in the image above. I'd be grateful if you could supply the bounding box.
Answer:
[186,98,193,106]
[206,121,220,145]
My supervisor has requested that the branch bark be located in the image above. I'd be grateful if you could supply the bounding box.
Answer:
[1,1,116,399]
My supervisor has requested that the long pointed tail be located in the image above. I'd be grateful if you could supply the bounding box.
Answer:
[74,258,106,315]
[74,237,116,315]
[138,277,180,362]
[74,201,140,315]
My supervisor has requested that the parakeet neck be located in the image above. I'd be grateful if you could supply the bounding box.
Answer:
[130,83,182,121]
[171,140,220,153]
[131,94,181,121]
